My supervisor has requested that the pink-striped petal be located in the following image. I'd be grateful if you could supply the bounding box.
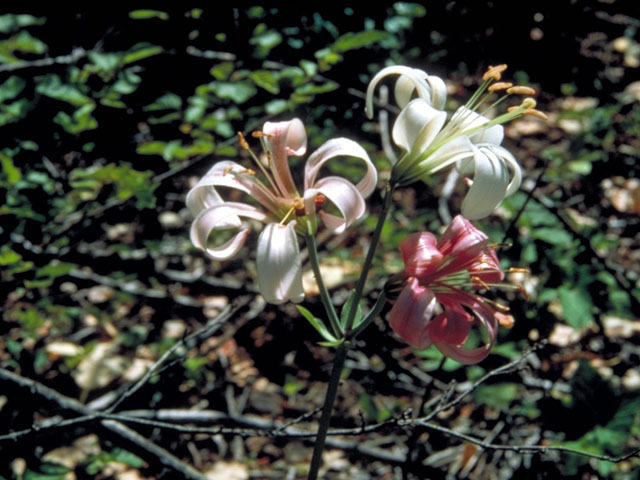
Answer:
[186,160,279,215]
[388,278,437,349]
[256,222,304,304]
[305,176,366,234]
[398,232,443,278]
[304,138,377,198]
[263,118,306,197]
[190,202,268,260]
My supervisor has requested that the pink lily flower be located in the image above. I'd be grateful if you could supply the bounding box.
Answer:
[187,118,377,305]
[388,215,506,364]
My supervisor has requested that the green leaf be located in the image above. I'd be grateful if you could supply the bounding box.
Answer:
[558,287,595,329]
[393,2,427,17]
[210,62,234,80]
[207,81,257,103]
[0,75,26,102]
[474,383,521,410]
[122,43,162,64]
[530,227,573,246]
[87,50,122,72]
[145,92,183,111]
[332,30,390,53]
[250,70,280,94]
[9,30,48,55]
[0,246,22,266]
[340,290,363,329]
[249,25,282,57]
[0,14,46,33]
[35,74,91,106]
[0,151,21,184]
[296,305,337,342]
[54,103,98,134]
[0,98,30,125]
[264,99,289,115]
[129,10,169,20]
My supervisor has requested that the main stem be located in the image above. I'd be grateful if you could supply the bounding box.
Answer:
[307,183,395,480]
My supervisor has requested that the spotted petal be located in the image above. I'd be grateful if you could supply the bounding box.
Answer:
[256,222,304,305]
[190,202,268,260]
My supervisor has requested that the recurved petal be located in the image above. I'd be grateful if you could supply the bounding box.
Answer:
[365,66,447,118]
[480,144,522,196]
[388,278,437,349]
[186,161,249,215]
[262,118,305,197]
[437,215,488,256]
[256,222,305,305]
[398,232,443,278]
[433,292,498,364]
[460,146,511,220]
[304,138,377,197]
[392,99,447,152]
[305,176,366,234]
[190,202,268,260]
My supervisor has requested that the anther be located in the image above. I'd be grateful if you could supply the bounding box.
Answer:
[471,276,491,291]
[508,267,530,274]
[516,284,530,301]
[496,312,515,328]
[223,165,234,175]
[484,298,511,312]
[240,168,256,176]
[314,193,326,210]
[523,108,549,120]
[293,197,306,216]
[521,97,537,109]
[482,64,508,81]
[252,131,275,139]
[237,132,250,150]
[507,86,537,96]
[488,82,513,92]
[489,242,512,250]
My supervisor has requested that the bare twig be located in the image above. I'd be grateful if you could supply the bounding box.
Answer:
[0,48,87,73]
[0,369,208,480]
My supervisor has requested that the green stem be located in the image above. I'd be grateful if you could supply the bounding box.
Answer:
[307,183,396,480]
[343,183,395,333]
[307,341,349,480]
[348,289,387,340]
[305,233,343,338]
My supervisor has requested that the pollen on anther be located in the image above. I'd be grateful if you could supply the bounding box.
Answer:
[523,108,549,120]
[241,168,256,176]
[507,86,537,96]
[482,64,508,81]
[223,165,234,175]
[488,82,513,92]
[237,132,250,150]
[252,131,274,139]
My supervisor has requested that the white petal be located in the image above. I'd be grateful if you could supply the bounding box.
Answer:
[190,203,267,260]
[365,66,447,118]
[186,161,279,215]
[392,99,447,152]
[262,119,305,197]
[304,138,377,198]
[483,144,522,196]
[305,177,366,234]
[257,222,304,304]
[451,106,504,145]
[460,147,511,219]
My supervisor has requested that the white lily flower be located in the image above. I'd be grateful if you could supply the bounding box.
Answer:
[187,118,377,304]
[366,64,544,219]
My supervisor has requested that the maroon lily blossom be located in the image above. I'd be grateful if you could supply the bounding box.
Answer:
[388,215,509,364]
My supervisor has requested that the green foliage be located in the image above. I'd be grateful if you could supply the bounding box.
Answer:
[297,305,338,343]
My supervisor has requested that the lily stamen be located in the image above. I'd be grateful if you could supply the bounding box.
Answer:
[507,85,537,96]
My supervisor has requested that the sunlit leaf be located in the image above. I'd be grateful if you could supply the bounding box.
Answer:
[0,75,26,102]
[129,10,169,20]
[558,287,595,329]
[0,13,46,33]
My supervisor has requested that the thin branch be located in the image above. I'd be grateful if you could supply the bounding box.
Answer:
[0,369,207,480]
[104,295,255,413]
[0,48,87,73]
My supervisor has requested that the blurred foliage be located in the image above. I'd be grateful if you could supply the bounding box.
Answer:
[1,4,639,479]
